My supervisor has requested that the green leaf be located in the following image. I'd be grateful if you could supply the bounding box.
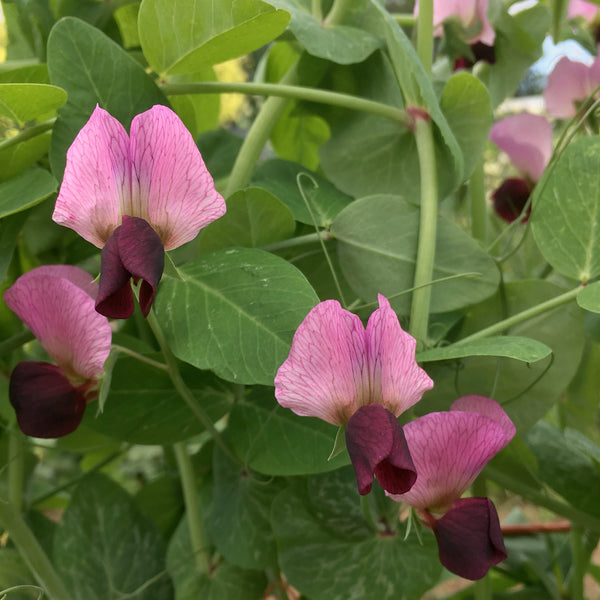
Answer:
[198,187,295,252]
[271,468,442,600]
[532,137,600,281]
[114,2,141,49]
[251,158,353,226]
[419,281,585,432]
[0,167,56,219]
[84,356,233,444]
[167,516,267,600]
[138,0,291,75]
[417,336,552,363]
[440,72,493,180]
[267,0,381,64]
[154,248,319,385]
[0,132,53,182]
[332,195,499,314]
[0,83,66,125]
[0,212,28,284]
[527,422,600,519]
[207,447,284,569]
[577,281,600,313]
[197,128,244,182]
[225,386,349,475]
[54,474,172,600]
[47,16,167,180]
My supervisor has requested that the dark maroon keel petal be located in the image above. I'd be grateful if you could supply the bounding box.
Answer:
[433,497,507,580]
[118,216,164,317]
[491,177,532,224]
[345,404,417,496]
[9,362,87,438]
[96,227,135,318]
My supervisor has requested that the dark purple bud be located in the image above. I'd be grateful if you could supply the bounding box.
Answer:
[345,404,417,496]
[433,497,507,580]
[492,178,532,224]
[454,42,495,70]
[9,362,87,438]
[96,216,164,319]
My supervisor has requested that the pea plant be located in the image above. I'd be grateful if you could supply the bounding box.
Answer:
[1,1,600,599]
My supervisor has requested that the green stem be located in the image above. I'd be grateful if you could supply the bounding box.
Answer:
[568,525,585,600]
[146,310,243,467]
[324,0,353,26]
[409,117,438,346]
[392,13,417,27]
[0,330,35,356]
[416,0,434,76]
[486,467,600,533]
[160,81,411,128]
[8,428,24,511]
[260,231,329,253]
[470,159,487,244]
[110,345,168,371]
[474,574,493,600]
[173,442,209,572]
[0,500,72,600]
[311,0,322,20]
[457,286,581,344]
[224,62,299,197]
[0,119,56,152]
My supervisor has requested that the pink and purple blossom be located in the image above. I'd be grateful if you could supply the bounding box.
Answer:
[53,105,226,319]
[4,266,112,438]
[488,112,553,222]
[389,395,516,580]
[568,0,600,21]
[274,295,433,495]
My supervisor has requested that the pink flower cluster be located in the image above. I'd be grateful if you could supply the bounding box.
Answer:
[275,296,515,579]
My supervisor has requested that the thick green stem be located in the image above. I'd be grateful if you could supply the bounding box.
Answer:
[0,119,56,152]
[324,0,353,26]
[8,428,24,511]
[486,467,600,533]
[568,525,585,600]
[173,442,209,572]
[0,330,35,356]
[393,13,417,27]
[470,159,487,244]
[457,286,581,344]
[416,0,434,76]
[146,310,243,466]
[474,574,492,600]
[311,0,322,20]
[0,501,72,600]
[224,63,299,197]
[409,117,438,345]
[160,81,410,127]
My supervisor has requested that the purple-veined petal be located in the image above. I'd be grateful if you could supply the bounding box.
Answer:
[95,216,164,318]
[489,113,552,182]
[9,362,87,438]
[389,399,515,511]
[128,105,226,250]
[365,295,433,416]
[345,404,416,495]
[433,497,507,580]
[491,177,531,223]
[274,300,367,425]
[53,105,130,248]
[544,57,598,119]
[451,394,516,440]
[4,267,112,380]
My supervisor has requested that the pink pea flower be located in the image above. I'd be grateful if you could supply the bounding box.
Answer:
[274,295,434,496]
[544,54,600,119]
[568,0,600,21]
[389,396,516,580]
[53,105,226,319]
[488,113,553,222]
[4,266,112,438]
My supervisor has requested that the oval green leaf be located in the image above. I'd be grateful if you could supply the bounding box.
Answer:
[0,83,67,125]
[154,248,319,385]
[577,281,600,313]
[0,167,57,219]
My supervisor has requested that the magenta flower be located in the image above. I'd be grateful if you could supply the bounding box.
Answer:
[274,295,434,495]
[544,55,600,119]
[53,105,226,319]
[389,395,516,580]
[4,266,112,438]
[568,0,599,21]
[488,113,553,222]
